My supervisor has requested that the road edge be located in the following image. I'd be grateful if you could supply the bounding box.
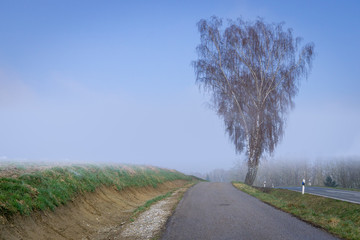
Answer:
[157,182,199,240]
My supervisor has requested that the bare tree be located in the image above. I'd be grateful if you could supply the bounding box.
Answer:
[193,16,314,185]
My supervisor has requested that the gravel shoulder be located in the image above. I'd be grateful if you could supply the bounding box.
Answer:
[120,187,189,240]
[98,184,192,240]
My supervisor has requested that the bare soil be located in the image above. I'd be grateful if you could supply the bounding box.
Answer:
[0,180,188,240]
[100,185,190,240]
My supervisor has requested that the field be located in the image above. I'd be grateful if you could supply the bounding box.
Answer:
[233,182,360,240]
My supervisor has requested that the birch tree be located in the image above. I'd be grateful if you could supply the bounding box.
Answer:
[193,16,314,185]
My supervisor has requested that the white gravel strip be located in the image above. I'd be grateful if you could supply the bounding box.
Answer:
[121,192,178,240]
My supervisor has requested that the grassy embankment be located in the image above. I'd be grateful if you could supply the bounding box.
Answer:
[233,182,360,240]
[0,165,192,218]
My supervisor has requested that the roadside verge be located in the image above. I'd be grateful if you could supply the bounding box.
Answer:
[0,180,192,240]
[232,182,360,240]
[119,182,195,240]
[0,164,194,240]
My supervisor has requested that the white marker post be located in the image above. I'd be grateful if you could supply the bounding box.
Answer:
[302,179,305,195]
[263,180,266,188]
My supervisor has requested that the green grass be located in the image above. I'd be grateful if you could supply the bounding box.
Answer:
[131,191,174,220]
[0,164,192,218]
[233,182,360,240]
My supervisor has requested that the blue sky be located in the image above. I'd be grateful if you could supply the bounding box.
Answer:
[0,0,359,173]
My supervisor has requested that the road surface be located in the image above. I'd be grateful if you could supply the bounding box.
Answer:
[277,186,360,204]
[162,182,337,240]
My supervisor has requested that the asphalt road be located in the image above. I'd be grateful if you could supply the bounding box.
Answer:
[162,182,337,240]
[277,186,360,204]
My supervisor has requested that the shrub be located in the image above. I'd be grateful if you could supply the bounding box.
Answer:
[324,176,338,187]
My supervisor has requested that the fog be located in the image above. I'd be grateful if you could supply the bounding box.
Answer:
[1,1,360,174]
[0,78,237,172]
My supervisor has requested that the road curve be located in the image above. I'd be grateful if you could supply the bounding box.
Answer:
[277,186,360,204]
[162,182,337,240]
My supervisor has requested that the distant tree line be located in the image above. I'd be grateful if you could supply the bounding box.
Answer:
[254,157,360,188]
[196,157,360,189]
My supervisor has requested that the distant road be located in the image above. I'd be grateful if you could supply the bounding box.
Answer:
[162,182,337,240]
[277,186,360,204]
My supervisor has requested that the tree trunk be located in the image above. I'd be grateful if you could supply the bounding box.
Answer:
[244,164,258,185]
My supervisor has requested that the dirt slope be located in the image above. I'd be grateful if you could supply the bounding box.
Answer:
[0,180,187,240]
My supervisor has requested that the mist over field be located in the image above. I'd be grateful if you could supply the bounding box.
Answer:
[1,0,360,178]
